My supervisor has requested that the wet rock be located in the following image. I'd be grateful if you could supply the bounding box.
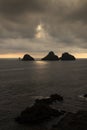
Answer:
[50,94,63,102]
[35,94,63,106]
[15,94,64,124]
[41,51,59,61]
[35,98,52,105]
[52,111,87,130]
[15,104,63,124]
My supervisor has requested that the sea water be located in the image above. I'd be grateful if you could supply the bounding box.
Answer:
[0,59,87,130]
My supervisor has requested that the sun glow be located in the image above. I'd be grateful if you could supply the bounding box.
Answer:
[35,23,47,39]
[36,24,43,31]
[74,53,87,58]
[0,53,23,58]
[0,52,86,59]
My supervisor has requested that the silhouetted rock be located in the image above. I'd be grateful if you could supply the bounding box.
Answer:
[61,52,76,61]
[22,54,34,61]
[42,51,59,61]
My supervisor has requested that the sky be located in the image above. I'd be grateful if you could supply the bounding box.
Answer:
[0,0,87,58]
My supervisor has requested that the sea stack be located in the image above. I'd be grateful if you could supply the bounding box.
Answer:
[61,52,76,61]
[22,54,34,61]
[41,51,59,61]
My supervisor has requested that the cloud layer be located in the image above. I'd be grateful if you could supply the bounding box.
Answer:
[0,0,87,57]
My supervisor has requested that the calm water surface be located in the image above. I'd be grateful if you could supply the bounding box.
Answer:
[0,59,87,130]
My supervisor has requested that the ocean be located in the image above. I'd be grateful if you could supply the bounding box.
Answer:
[0,59,87,130]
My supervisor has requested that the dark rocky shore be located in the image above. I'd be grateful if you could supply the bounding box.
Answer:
[15,93,87,130]
[52,111,87,130]
[15,94,64,124]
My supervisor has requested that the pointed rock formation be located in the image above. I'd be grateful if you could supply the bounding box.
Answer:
[61,52,76,61]
[41,51,59,61]
[22,54,34,61]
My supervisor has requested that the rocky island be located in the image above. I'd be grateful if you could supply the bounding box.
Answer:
[41,51,59,61]
[60,52,76,61]
[22,54,34,61]
[20,52,76,61]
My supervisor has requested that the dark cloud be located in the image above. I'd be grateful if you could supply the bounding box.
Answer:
[0,0,44,15]
[0,0,87,57]
[66,0,87,23]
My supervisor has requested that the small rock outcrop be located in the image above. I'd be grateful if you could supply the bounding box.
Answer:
[22,54,34,61]
[61,52,76,61]
[41,51,59,61]
[35,94,63,106]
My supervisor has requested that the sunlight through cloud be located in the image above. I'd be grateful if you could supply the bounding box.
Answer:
[35,23,48,39]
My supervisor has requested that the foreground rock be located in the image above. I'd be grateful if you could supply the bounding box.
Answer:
[50,94,63,102]
[61,52,76,61]
[52,111,87,130]
[22,54,34,61]
[42,51,59,61]
[15,104,64,124]
[15,94,64,124]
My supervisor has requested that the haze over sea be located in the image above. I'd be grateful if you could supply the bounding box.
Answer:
[0,59,87,130]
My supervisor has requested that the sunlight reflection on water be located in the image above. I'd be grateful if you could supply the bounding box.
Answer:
[35,61,49,65]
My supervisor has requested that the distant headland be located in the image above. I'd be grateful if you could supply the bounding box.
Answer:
[21,51,76,61]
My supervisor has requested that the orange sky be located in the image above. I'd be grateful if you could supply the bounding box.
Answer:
[0,53,86,59]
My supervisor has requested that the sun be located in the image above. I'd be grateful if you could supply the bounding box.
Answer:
[35,23,50,39]
[36,24,43,31]
[35,23,46,39]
